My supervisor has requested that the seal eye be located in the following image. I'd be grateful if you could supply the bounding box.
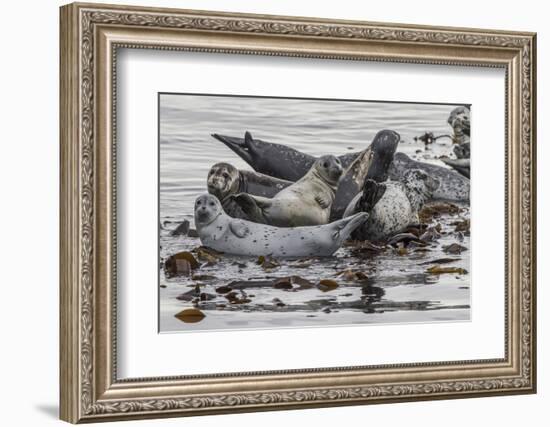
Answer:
[323,162,329,168]
[223,172,229,179]
[196,200,202,206]
[209,201,215,207]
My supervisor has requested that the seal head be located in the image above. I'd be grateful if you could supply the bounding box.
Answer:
[364,130,400,182]
[194,193,223,227]
[207,162,241,201]
[313,154,343,188]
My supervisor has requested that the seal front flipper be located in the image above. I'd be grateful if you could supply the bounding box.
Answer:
[331,212,369,243]
[229,220,250,238]
[358,179,387,213]
[314,194,331,209]
[230,193,271,224]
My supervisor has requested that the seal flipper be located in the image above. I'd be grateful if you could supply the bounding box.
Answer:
[314,194,331,209]
[229,220,250,238]
[211,133,254,165]
[358,179,387,214]
[230,193,271,224]
[441,158,470,178]
[331,212,369,243]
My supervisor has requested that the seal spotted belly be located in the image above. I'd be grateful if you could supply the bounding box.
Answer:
[344,169,440,241]
[194,193,368,257]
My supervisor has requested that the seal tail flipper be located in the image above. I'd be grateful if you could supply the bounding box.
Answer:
[211,133,253,165]
[230,193,271,223]
[332,212,369,243]
[441,158,470,178]
[358,179,387,214]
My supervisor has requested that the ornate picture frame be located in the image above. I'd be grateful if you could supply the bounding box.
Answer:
[60,2,536,423]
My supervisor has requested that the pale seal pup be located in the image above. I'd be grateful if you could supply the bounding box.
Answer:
[207,162,292,219]
[231,155,344,227]
[194,193,368,257]
[344,169,440,241]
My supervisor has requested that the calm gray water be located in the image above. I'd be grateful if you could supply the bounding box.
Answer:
[159,94,470,332]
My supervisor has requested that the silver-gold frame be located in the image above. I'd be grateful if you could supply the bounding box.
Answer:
[60,2,537,423]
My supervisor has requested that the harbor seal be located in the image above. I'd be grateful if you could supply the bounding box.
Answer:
[442,106,471,178]
[388,152,469,202]
[211,130,398,183]
[331,129,399,219]
[448,106,470,147]
[231,155,343,227]
[194,193,368,257]
[207,162,292,219]
[344,169,440,241]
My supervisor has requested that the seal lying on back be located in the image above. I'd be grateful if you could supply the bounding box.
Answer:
[231,155,343,227]
[331,129,399,219]
[207,162,292,219]
[194,193,368,257]
[344,169,440,241]
[212,130,467,201]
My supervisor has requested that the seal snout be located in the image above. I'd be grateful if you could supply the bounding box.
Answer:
[365,129,400,182]
[318,155,343,183]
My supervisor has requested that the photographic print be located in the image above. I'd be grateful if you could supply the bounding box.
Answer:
[159,93,471,332]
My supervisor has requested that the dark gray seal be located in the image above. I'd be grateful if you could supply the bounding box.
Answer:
[211,129,399,184]
[194,193,368,257]
[207,162,292,219]
[344,169,440,241]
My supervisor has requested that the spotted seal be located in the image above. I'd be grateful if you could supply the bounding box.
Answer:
[194,193,368,257]
[207,162,292,219]
[388,152,469,202]
[344,169,440,241]
[231,155,343,227]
